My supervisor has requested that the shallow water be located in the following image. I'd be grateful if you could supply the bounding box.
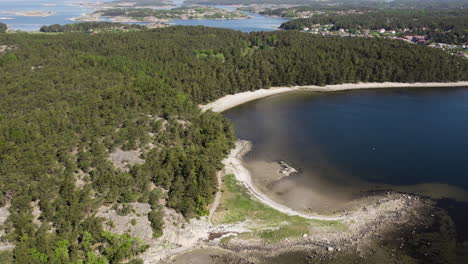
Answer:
[224,88,468,212]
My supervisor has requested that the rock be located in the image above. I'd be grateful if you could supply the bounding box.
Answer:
[327,246,334,252]
[278,161,298,177]
[302,233,308,238]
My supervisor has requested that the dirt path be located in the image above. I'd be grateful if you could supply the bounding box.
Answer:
[0,244,14,251]
[209,171,223,222]
[223,140,344,221]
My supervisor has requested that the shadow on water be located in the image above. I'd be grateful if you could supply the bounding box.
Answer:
[436,198,468,242]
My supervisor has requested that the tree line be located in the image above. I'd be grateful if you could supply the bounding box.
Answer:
[40,22,147,33]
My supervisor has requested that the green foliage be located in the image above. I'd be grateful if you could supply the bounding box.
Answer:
[40,22,147,33]
[0,192,5,207]
[216,174,304,224]
[97,6,246,20]
[11,232,144,264]
[0,250,13,264]
[114,204,132,216]
[0,23,6,33]
[101,232,147,263]
[0,53,18,66]
[214,175,345,243]
[148,207,164,238]
[0,27,237,263]
[194,49,225,62]
[280,8,468,44]
[85,252,109,264]
[146,189,164,238]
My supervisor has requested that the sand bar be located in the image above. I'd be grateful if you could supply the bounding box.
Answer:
[201,81,468,112]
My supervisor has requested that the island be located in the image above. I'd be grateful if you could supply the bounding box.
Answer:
[0,11,55,17]
[71,6,250,23]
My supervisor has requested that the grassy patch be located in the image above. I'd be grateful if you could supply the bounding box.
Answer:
[0,250,12,264]
[213,174,346,243]
[258,225,310,243]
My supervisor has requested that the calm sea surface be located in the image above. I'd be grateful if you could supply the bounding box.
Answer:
[170,12,287,32]
[224,88,468,196]
[0,0,97,31]
[0,0,288,32]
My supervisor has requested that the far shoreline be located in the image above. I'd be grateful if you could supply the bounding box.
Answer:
[200,81,468,113]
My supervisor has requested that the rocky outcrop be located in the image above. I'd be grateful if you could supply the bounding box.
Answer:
[109,148,145,172]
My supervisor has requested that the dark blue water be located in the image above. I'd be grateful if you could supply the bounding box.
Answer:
[225,88,468,197]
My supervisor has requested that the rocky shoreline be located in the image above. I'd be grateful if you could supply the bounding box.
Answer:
[162,189,438,264]
[157,140,440,264]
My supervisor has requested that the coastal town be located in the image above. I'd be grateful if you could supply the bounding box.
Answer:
[298,24,468,57]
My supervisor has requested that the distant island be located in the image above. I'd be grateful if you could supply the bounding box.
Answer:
[71,6,250,23]
[69,0,251,22]
[0,11,55,17]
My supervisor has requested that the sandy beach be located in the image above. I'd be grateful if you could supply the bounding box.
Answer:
[200,81,468,112]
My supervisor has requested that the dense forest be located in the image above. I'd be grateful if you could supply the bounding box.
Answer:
[280,9,468,44]
[40,22,147,33]
[0,26,467,263]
